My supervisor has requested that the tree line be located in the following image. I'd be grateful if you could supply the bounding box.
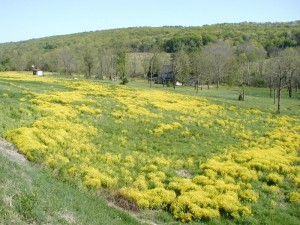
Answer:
[0,21,299,112]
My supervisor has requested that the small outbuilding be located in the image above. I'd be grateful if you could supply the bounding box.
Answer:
[36,70,44,76]
[32,65,44,76]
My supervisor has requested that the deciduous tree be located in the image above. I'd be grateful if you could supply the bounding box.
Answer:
[172,49,190,86]
[268,48,298,113]
[59,47,75,76]
[204,40,234,88]
[190,50,210,92]
[82,47,95,79]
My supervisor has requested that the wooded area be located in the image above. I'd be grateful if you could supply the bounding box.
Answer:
[0,21,300,112]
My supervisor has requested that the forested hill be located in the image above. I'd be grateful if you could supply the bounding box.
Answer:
[0,21,299,73]
[2,21,300,51]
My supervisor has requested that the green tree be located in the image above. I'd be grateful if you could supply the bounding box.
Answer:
[82,47,95,79]
[172,49,190,86]
[190,50,210,92]
[115,47,128,84]
[0,50,11,71]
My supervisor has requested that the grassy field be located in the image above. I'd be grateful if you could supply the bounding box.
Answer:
[0,71,299,224]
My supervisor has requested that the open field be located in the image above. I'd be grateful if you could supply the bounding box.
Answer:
[0,72,299,224]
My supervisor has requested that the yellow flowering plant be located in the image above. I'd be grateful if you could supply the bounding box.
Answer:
[1,72,300,222]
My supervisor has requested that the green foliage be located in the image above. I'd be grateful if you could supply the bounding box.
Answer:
[0,21,299,75]
[163,33,203,52]
[0,64,5,72]
[116,49,127,79]
[238,92,243,101]
[120,77,129,85]
[167,80,172,87]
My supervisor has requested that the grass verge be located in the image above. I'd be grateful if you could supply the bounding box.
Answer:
[0,149,142,225]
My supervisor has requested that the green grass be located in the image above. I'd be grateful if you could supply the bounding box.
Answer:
[0,75,143,224]
[0,82,36,137]
[125,80,300,117]
[1,73,299,224]
[0,152,142,225]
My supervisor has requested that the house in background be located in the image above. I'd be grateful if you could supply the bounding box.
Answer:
[156,64,174,84]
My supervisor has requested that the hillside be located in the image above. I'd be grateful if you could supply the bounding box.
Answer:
[1,72,299,224]
[0,21,299,74]
[1,21,300,50]
[0,138,142,225]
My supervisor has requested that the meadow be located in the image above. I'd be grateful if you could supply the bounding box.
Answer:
[0,143,142,225]
[0,72,299,224]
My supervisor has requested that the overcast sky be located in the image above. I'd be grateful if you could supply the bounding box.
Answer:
[1,0,299,43]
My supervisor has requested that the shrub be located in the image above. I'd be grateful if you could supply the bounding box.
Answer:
[239,189,258,202]
[120,78,129,85]
[167,80,172,87]
[265,173,283,185]
[238,93,243,101]
[288,192,300,204]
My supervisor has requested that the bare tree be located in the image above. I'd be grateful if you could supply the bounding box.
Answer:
[286,48,300,97]
[236,42,266,100]
[266,61,276,102]
[204,40,234,88]
[59,47,75,76]
[107,50,116,81]
[294,49,300,93]
[148,44,161,88]
[268,48,298,113]
[190,50,210,92]
[141,53,152,78]
[47,49,60,72]
[128,53,138,77]
[11,50,27,71]
[82,47,95,79]
[96,46,113,80]
[253,47,267,85]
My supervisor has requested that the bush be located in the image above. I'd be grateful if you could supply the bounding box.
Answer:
[288,192,300,204]
[120,78,129,85]
[238,93,243,101]
[0,65,5,72]
[265,173,283,185]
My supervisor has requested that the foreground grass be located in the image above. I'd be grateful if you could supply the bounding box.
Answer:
[1,72,299,224]
[0,150,142,225]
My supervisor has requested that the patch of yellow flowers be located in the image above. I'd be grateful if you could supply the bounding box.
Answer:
[2,72,300,222]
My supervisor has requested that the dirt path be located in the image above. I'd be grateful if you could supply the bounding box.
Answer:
[0,138,29,165]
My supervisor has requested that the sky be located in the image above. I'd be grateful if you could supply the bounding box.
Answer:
[1,0,299,43]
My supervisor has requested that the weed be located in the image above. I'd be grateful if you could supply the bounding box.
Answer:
[15,190,39,221]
